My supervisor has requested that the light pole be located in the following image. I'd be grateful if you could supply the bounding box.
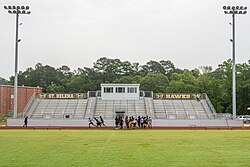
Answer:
[223,6,247,119]
[4,5,31,118]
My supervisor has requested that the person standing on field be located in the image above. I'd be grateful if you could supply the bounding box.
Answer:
[137,116,141,128]
[23,116,28,127]
[148,117,152,128]
[94,117,102,127]
[115,116,119,128]
[120,118,124,129]
[88,118,96,128]
[100,116,106,127]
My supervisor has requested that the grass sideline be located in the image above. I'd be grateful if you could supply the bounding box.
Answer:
[0,130,249,167]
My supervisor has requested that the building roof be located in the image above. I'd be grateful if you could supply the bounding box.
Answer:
[101,83,140,87]
[0,85,43,90]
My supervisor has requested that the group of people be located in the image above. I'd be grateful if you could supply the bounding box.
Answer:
[24,115,152,129]
[89,115,153,129]
[115,115,152,129]
[88,116,106,128]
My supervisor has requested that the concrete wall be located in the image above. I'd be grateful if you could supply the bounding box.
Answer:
[7,118,243,127]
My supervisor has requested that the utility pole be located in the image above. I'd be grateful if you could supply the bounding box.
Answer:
[4,5,31,118]
[223,6,247,119]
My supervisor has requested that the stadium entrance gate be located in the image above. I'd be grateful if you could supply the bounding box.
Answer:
[115,111,125,118]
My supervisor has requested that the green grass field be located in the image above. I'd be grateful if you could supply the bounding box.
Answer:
[0,130,250,167]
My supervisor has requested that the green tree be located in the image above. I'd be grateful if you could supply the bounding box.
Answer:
[17,63,63,92]
[212,60,234,113]
[198,73,224,112]
[139,72,169,92]
[4,57,250,116]
[0,77,9,85]
[159,60,182,79]
[236,62,250,114]
[46,84,65,93]
[113,75,141,84]
[93,57,123,82]
[167,71,199,93]
[139,60,166,76]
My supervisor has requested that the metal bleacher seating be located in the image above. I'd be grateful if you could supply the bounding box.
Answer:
[92,99,147,119]
[28,99,88,119]
[26,96,215,120]
[153,99,214,119]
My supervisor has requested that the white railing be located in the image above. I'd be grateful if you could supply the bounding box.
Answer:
[204,93,217,118]
[22,92,36,118]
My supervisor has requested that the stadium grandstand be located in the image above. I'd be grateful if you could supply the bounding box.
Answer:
[6,84,242,127]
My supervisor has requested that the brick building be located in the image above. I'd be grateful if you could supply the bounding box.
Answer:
[0,85,42,117]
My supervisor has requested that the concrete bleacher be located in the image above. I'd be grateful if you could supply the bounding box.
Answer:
[8,94,242,127]
[153,99,215,119]
[28,99,88,119]
[27,98,215,120]
[93,99,147,119]
[22,85,216,121]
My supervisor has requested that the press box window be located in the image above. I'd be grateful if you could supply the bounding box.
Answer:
[115,87,125,93]
[127,87,137,93]
[104,87,113,93]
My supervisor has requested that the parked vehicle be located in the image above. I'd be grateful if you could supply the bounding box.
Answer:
[237,115,250,121]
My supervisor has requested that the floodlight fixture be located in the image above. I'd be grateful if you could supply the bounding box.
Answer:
[4,5,31,15]
[223,5,247,119]
[4,5,30,13]
[223,5,247,12]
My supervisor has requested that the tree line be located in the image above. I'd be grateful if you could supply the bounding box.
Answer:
[1,57,249,115]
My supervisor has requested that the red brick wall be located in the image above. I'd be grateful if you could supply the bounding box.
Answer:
[0,85,42,117]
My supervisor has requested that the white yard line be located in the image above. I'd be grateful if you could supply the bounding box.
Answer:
[91,132,115,166]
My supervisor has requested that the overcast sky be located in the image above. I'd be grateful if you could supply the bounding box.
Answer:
[0,0,250,79]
